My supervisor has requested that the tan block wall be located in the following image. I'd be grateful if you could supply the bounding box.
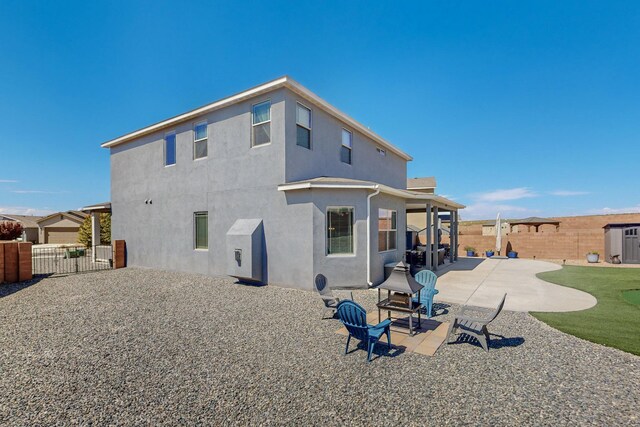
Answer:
[453,213,640,260]
[0,244,4,281]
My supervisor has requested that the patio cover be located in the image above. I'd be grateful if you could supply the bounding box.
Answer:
[80,202,112,214]
[278,177,464,210]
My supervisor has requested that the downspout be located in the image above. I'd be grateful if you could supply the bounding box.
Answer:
[366,185,381,287]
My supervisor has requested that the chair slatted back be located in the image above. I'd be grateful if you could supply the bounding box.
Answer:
[314,274,332,295]
[336,300,369,341]
[414,270,438,302]
[488,293,507,323]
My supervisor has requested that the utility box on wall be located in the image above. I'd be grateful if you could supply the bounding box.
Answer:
[226,219,264,283]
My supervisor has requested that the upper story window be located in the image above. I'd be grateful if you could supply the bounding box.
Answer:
[194,122,208,159]
[252,100,271,146]
[296,103,311,149]
[165,132,176,166]
[377,147,386,156]
[327,207,354,255]
[378,209,397,252]
[341,129,352,164]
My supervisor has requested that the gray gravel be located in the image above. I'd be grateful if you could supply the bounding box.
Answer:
[0,268,638,426]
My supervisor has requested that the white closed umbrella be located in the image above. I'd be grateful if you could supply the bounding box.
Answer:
[496,212,502,255]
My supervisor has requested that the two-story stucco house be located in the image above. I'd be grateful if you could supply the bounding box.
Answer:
[102,77,463,290]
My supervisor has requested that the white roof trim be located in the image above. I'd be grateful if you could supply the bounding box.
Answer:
[277,181,465,210]
[100,76,412,161]
[80,204,111,212]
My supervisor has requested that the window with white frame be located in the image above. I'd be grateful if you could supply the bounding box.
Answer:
[194,122,208,159]
[165,132,176,166]
[341,129,352,164]
[378,209,397,252]
[296,103,311,149]
[194,212,208,249]
[327,207,354,255]
[252,100,271,146]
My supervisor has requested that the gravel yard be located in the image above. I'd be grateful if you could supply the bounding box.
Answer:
[1,268,638,426]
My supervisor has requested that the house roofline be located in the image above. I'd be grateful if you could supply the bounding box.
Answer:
[36,211,87,225]
[277,180,465,210]
[100,76,413,161]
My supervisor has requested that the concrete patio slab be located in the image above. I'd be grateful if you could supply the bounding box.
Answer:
[435,258,597,312]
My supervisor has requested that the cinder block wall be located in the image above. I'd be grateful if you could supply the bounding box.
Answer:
[0,242,32,283]
[451,213,640,260]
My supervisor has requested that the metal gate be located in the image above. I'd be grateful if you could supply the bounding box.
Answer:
[623,227,640,264]
[32,245,113,276]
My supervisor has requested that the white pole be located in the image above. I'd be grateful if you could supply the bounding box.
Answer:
[91,212,100,262]
[366,186,380,286]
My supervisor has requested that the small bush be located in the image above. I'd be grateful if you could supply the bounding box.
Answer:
[0,221,24,240]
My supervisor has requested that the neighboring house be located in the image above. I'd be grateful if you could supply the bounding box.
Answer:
[37,211,88,244]
[406,177,439,231]
[102,76,463,290]
[407,177,436,194]
[0,214,42,243]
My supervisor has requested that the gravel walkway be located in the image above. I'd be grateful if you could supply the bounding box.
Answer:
[1,268,638,426]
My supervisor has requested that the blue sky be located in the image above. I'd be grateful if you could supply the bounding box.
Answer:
[0,1,638,220]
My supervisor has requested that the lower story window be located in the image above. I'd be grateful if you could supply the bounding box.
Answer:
[378,208,397,252]
[194,212,208,249]
[327,207,354,255]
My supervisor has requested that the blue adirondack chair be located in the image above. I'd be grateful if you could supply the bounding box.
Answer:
[336,300,392,362]
[412,269,439,318]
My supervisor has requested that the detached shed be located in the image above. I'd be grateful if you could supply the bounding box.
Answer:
[604,223,640,264]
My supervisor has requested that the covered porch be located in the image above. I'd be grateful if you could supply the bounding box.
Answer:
[406,196,464,272]
[80,202,112,262]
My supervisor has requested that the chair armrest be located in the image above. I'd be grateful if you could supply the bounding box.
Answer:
[333,290,355,302]
[372,318,392,330]
[455,314,489,324]
[423,289,439,297]
[458,305,492,316]
[321,296,339,307]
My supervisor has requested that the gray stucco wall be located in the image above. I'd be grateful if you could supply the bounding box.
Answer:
[110,85,409,290]
[111,88,314,287]
[370,193,406,285]
[283,90,407,189]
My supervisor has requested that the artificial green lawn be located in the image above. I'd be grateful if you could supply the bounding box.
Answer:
[532,266,640,356]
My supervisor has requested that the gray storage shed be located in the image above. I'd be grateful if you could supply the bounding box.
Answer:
[604,223,640,264]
